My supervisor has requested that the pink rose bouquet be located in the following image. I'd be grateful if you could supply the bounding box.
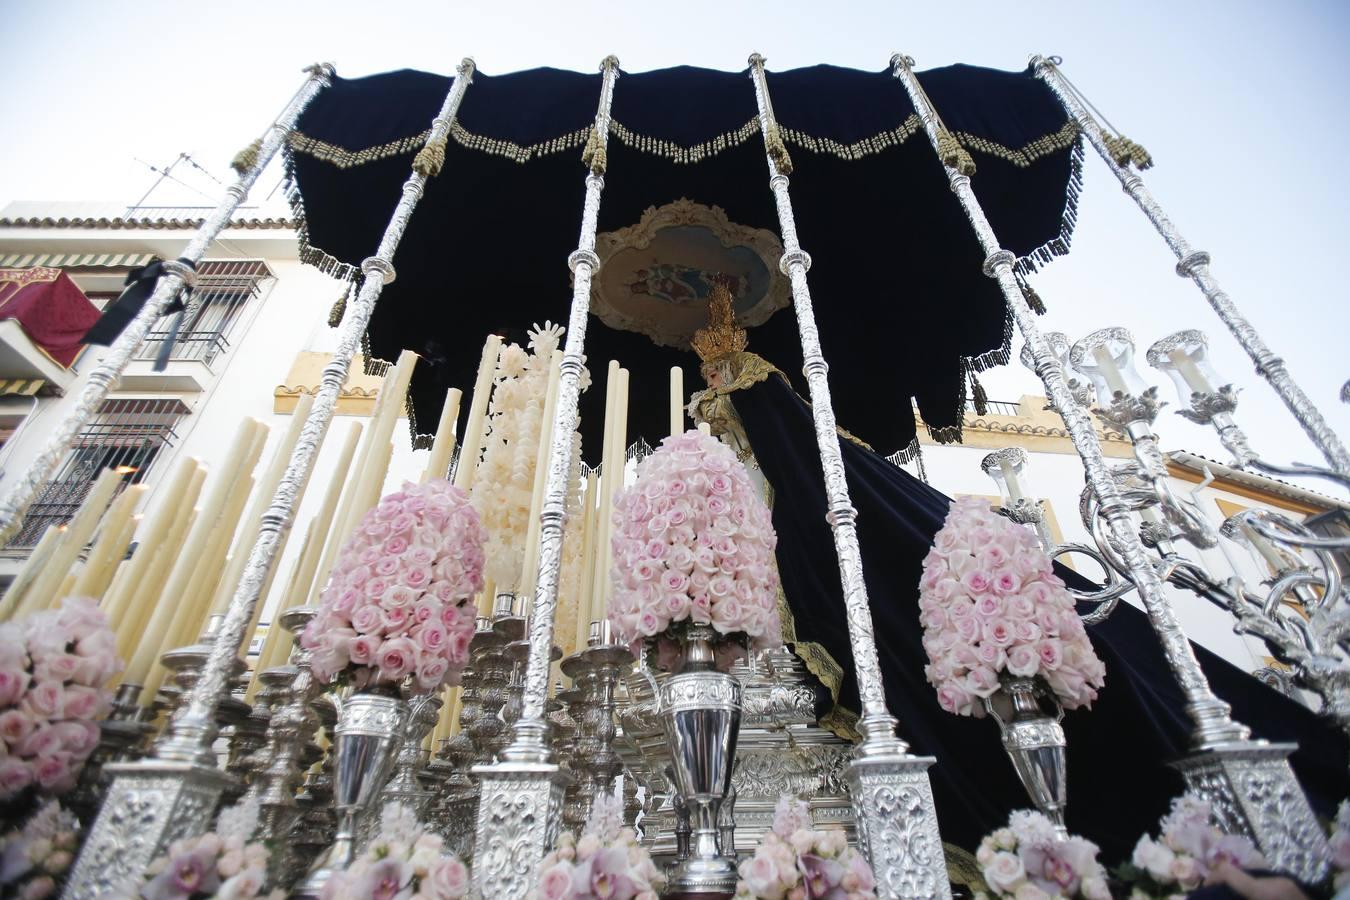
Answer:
[303,479,486,692]
[0,596,121,802]
[918,497,1105,716]
[732,795,875,900]
[530,794,663,900]
[138,797,279,900]
[322,802,469,900]
[607,430,781,664]
[0,800,80,900]
[974,810,1111,900]
[1119,793,1263,898]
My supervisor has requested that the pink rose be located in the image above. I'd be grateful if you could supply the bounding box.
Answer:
[961,570,994,596]
[382,584,418,609]
[954,615,981,644]
[937,683,975,716]
[690,594,712,624]
[537,863,573,900]
[0,757,33,797]
[415,657,450,691]
[429,855,470,898]
[1006,644,1039,677]
[22,681,64,720]
[446,628,472,665]
[965,665,1000,699]
[375,637,418,681]
[33,752,73,791]
[0,668,30,707]
[416,621,449,654]
[0,708,36,746]
[351,605,384,635]
[349,634,383,665]
[382,535,410,556]
[974,594,1004,619]
[60,684,107,720]
[18,724,64,759]
[1037,639,1064,671]
[381,606,411,635]
[373,557,400,578]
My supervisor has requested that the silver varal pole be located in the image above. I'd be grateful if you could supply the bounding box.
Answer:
[1031,55,1349,479]
[64,59,478,898]
[471,55,620,900]
[0,65,335,546]
[748,54,950,900]
[892,53,1329,882]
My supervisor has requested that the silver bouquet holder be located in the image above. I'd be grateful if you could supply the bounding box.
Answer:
[293,689,409,898]
[983,676,1068,836]
[659,624,743,894]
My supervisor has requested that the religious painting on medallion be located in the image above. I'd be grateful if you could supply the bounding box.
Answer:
[592,199,788,352]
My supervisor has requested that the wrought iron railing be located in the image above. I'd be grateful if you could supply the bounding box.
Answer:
[3,398,187,549]
[134,260,271,367]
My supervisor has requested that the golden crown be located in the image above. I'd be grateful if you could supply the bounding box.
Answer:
[691,276,748,363]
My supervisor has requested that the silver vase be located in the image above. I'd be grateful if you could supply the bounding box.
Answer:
[659,624,742,894]
[983,675,1068,836]
[293,690,409,898]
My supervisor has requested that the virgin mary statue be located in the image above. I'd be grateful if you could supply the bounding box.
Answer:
[685,279,1347,861]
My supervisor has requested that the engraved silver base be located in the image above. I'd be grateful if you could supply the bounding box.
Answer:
[1171,741,1330,883]
[847,752,951,900]
[61,759,232,899]
[471,760,568,900]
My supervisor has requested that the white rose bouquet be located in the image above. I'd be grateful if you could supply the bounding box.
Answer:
[1119,793,1263,898]
[974,810,1110,900]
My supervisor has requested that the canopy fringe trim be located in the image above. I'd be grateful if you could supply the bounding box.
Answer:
[287,116,1081,172]
[281,146,359,282]
[1014,134,1084,276]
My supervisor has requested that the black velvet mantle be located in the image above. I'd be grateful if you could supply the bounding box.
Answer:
[284,61,1081,461]
[734,373,1348,860]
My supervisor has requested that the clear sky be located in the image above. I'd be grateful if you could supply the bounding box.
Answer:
[2,0,1347,495]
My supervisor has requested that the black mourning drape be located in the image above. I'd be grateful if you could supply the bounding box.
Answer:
[284,61,1080,461]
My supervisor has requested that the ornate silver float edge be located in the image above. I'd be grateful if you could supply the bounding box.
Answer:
[893,53,1328,880]
[751,53,951,900]
[472,54,619,900]
[1031,56,1350,478]
[63,59,477,899]
[0,64,334,546]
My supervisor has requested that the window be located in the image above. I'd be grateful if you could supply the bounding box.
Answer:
[5,397,189,548]
[136,260,271,366]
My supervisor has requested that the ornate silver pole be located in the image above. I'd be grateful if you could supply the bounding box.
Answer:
[893,53,1329,882]
[472,55,619,900]
[748,54,950,900]
[0,64,334,546]
[64,59,477,899]
[1030,56,1350,478]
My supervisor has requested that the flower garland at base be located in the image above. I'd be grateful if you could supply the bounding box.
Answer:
[1117,793,1263,898]
[607,430,781,667]
[0,597,122,802]
[321,802,469,900]
[0,801,80,900]
[919,497,1105,716]
[531,794,663,900]
[303,479,486,692]
[133,797,276,900]
[733,795,876,900]
[974,810,1110,900]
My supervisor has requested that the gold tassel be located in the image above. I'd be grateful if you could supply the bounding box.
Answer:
[1020,280,1047,315]
[581,128,599,168]
[412,135,447,177]
[230,138,263,175]
[590,143,607,176]
[970,371,989,416]
[1122,137,1153,170]
[936,129,976,176]
[327,280,352,327]
[766,123,794,175]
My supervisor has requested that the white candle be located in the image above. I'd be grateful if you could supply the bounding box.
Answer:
[72,484,146,598]
[573,472,598,655]
[697,422,711,436]
[454,335,503,491]
[291,421,363,610]
[422,387,462,484]
[22,466,122,614]
[1240,523,1288,574]
[997,461,1025,503]
[1092,345,1129,397]
[589,362,622,625]
[670,366,684,437]
[1168,349,1214,396]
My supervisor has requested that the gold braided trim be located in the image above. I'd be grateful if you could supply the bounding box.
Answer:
[780,117,921,160]
[290,115,1078,171]
[953,119,1079,168]
[607,117,762,165]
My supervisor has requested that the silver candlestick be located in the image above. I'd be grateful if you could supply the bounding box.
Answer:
[560,628,633,829]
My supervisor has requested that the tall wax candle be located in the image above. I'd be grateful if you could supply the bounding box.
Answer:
[572,472,598,656]
[1092,345,1129,397]
[99,455,197,623]
[1168,349,1214,396]
[72,484,146,598]
[453,335,503,491]
[422,388,462,484]
[589,362,621,625]
[21,467,122,614]
[670,366,684,437]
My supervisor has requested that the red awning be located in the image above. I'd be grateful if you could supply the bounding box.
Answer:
[0,267,102,368]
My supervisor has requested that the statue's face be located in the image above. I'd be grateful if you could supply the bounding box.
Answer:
[701,362,722,388]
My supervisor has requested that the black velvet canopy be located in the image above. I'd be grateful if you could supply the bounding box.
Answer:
[284,60,1081,460]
